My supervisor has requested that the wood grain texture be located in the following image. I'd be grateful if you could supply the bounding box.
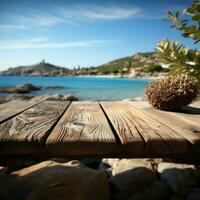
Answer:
[101,102,187,154]
[129,101,200,148]
[0,101,70,154]
[0,100,199,157]
[101,101,144,154]
[0,95,48,124]
[46,101,120,156]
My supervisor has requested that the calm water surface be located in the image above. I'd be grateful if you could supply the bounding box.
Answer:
[0,76,151,100]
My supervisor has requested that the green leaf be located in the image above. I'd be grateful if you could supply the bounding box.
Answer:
[192,15,200,21]
[185,25,197,34]
[176,11,180,18]
[167,11,176,21]
[163,19,170,22]
[156,46,164,52]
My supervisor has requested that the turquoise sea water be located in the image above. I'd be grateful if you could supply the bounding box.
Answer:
[0,76,151,100]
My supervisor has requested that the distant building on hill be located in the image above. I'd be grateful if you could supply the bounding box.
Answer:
[132,52,144,60]
[129,67,144,77]
[40,59,45,64]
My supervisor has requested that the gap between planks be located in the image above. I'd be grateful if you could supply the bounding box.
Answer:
[100,101,189,154]
[0,101,71,155]
[129,101,200,148]
[46,101,122,156]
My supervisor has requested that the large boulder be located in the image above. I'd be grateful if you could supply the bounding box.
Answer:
[109,167,157,200]
[45,94,78,101]
[0,83,40,94]
[0,160,111,200]
[129,180,170,200]
[5,94,33,101]
[187,188,200,200]
[158,162,198,197]
[16,83,40,93]
[102,159,153,176]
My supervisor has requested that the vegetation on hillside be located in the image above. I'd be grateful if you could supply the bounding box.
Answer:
[0,52,165,77]
[0,61,70,76]
[95,52,166,76]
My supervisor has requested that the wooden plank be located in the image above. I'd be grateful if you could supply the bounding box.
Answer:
[176,102,200,124]
[191,100,200,107]
[46,101,120,156]
[101,102,144,154]
[129,101,200,148]
[0,101,70,154]
[0,96,47,124]
[101,102,187,155]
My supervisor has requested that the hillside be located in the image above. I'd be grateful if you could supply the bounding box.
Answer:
[96,52,159,74]
[0,60,70,76]
[73,52,166,77]
[0,52,166,77]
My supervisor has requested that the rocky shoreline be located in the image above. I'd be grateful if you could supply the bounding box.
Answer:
[0,83,146,104]
[1,158,200,200]
[0,83,64,94]
[0,83,79,104]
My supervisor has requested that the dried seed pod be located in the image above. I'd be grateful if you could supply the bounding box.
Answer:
[144,75,199,111]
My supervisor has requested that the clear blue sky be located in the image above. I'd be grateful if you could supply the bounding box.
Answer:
[0,0,198,70]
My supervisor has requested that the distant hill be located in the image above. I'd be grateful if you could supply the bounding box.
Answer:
[0,52,165,77]
[0,60,70,76]
[96,52,159,74]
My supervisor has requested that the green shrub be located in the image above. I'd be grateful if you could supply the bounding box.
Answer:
[145,65,163,73]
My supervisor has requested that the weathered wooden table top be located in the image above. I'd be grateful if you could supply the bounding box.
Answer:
[0,99,200,158]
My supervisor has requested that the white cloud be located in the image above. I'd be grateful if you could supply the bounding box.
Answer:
[61,4,141,20]
[0,4,141,30]
[28,37,48,43]
[17,14,64,27]
[0,24,26,30]
[0,37,118,49]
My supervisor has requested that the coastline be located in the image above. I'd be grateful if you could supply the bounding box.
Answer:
[0,76,150,101]
[77,74,159,80]
[0,74,160,79]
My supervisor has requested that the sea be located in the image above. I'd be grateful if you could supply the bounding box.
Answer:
[0,76,151,100]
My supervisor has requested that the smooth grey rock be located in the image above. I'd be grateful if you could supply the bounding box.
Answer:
[187,188,200,200]
[16,83,40,93]
[0,160,110,200]
[98,163,113,177]
[158,162,198,197]
[109,167,157,200]
[129,180,170,200]
[102,159,153,176]
[5,94,33,101]
[102,158,120,167]
[0,83,40,94]
[45,94,78,101]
